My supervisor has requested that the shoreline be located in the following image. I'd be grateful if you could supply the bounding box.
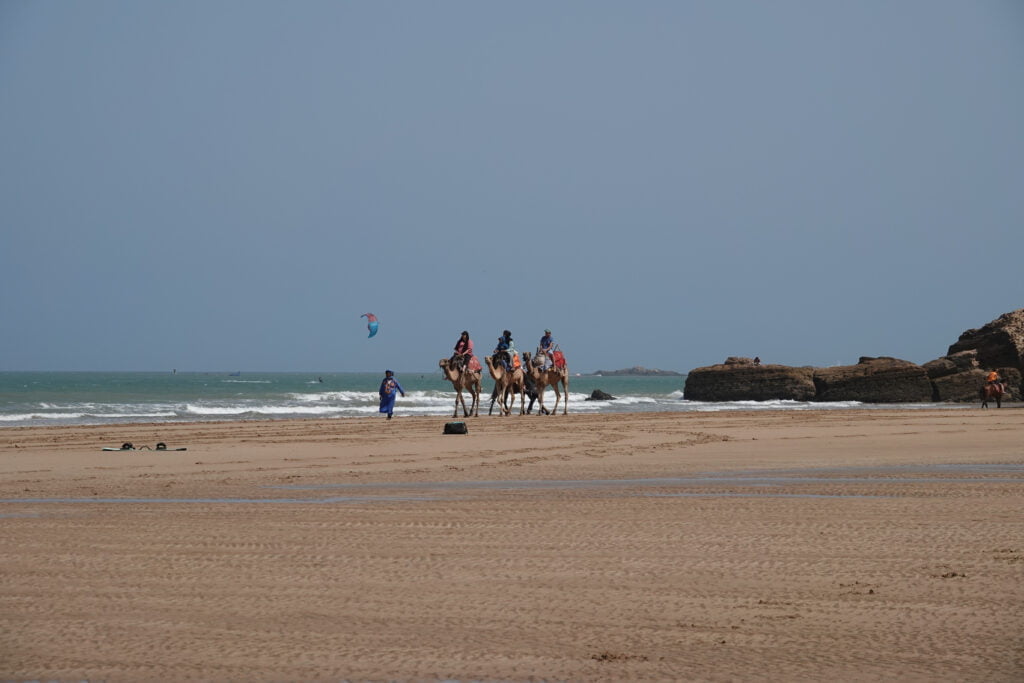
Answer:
[2,409,1023,680]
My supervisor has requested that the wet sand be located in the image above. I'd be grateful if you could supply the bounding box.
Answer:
[1,409,1023,681]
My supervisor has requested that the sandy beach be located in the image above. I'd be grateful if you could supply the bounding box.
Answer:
[1,408,1022,681]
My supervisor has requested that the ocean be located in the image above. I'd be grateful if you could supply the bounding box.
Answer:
[0,371,964,428]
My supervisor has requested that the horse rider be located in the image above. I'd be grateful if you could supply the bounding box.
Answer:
[538,329,556,370]
[986,370,1004,393]
[452,331,473,371]
[493,330,516,372]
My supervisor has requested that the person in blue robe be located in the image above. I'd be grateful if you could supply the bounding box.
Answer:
[378,370,405,420]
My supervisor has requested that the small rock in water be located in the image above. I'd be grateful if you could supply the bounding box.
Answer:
[586,389,616,401]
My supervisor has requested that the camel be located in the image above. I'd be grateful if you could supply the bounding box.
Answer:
[506,366,527,415]
[439,357,481,418]
[521,351,569,415]
[485,355,526,415]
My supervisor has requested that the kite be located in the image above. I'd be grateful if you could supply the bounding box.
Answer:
[361,313,379,338]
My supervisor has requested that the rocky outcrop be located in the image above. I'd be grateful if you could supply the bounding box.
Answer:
[813,357,932,403]
[684,309,1024,404]
[683,363,816,401]
[593,366,683,376]
[947,309,1024,370]
[922,350,979,379]
[932,367,1021,402]
[684,356,930,403]
[920,310,1024,402]
[586,389,616,401]
[931,369,987,402]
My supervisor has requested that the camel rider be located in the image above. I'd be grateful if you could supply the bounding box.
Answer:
[986,370,1003,393]
[493,330,516,372]
[452,331,473,371]
[538,329,556,370]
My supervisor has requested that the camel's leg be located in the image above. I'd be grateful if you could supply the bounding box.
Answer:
[472,385,480,417]
[535,384,547,415]
[494,383,506,415]
[455,389,467,418]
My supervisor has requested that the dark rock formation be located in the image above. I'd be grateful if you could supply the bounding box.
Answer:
[813,357,932,403]
[683,363,816,401]
[922,309,1024,401]
[932,367,1021,402]
[586,389,616,401]
[684,309,1024,403]
[932,369,987,402]
[947,309,1024,371]
[922,350,979,379]
[997,368,1021,400]
[685,357,931,403]
[593,366,683,376]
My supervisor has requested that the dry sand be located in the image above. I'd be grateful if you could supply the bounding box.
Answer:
[1,408,1023,681]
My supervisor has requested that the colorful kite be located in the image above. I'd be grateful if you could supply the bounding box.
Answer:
[361,313,379,338]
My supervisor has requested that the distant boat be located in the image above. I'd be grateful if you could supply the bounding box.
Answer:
[228,371,241,376]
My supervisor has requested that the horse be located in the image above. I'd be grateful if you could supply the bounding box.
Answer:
[980,382,1004,409]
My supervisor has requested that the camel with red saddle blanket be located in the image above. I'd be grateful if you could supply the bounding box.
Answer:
[485,355,526,415]
[522,350,569,415]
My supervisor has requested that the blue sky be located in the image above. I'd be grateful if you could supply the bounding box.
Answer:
[2,1,1022,373]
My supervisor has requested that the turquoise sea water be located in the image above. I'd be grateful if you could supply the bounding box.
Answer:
[0,371,961,428]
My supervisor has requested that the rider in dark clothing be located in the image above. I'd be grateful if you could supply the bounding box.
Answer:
[493,330,516,372]
[452,331,473,371]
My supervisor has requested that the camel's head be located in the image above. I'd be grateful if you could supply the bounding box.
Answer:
[439,358,449,369]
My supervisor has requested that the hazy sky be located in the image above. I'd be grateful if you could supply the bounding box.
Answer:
[2,1,1022,373]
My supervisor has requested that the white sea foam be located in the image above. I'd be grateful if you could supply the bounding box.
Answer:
[0,411,177,423]
[0,412,85,421]
[291,391,382,403]
[183,404,343,416]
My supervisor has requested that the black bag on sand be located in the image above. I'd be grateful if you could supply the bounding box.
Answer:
[443,421,468,435]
